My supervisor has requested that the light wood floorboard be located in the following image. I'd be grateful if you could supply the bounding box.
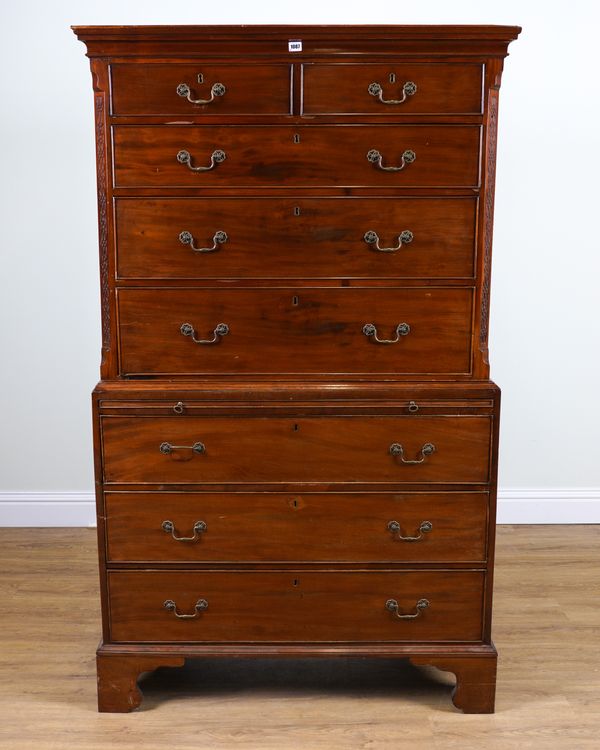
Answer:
[1,526,599,749]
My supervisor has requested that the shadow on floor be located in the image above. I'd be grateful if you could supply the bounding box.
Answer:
[139,657,455,709]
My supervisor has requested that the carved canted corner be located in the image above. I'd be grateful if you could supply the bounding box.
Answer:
[94,91,110,370]
[479,66,504,367]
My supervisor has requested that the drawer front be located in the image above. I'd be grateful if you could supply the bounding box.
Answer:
[108,570,485,643]
[117,288,473,376]
[110,63,293,115]
[105,491,488,563]
[112,125,480,188]
[302,63,483,115]
[115,197,477,280]
[101,415,491,484]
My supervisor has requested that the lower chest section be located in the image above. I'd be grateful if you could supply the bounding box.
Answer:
[96,384,498,646]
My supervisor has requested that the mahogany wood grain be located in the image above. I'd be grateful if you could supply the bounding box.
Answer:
[110,63,293,116]
[73,25,522,60]
[107,570,485,643]
[94,379,501,402]
[115,197,477,280]
[101,414,491,485]
[112,125,481,188]
[302,62,483,115]
[116,287,473,376]
[104,491,488,563]
[100,401,494,418]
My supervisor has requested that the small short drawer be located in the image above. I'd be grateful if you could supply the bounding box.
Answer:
[112,125,481,188]
[302,63,483,115]
[108,570,485,643]
[105,491,488,563]
[115,197,477,280]
[116,287,474,377]
[110,63,293,115]
[100,413,491,484]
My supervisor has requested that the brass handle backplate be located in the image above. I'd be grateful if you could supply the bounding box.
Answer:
[176,81,226,104]
[162,520,207,542]
[385,598,429,620]
[368,80,417,104]
[179,229,228,253]
[387,520,433,541]
[363,322,410,344]
[364,229,414,252]
[389,442,436,464]
[159,441,205,455]
[367,148,416,172]
[180,322,229,344]
[177,149,226,172]
[163,598,208,619]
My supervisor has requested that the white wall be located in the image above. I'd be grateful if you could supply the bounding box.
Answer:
[1,0,599,524]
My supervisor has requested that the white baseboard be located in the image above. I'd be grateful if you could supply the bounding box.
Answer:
[0,489,599,527]
[496,488,600,524]
[0,492,97,527]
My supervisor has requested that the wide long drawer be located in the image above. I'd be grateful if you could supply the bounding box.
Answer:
[105,491,488,563]
[115,197,477,280]
[112,125,481,188]
[117,288,473,376]
[101,414,491,484]
[108,570,485,643]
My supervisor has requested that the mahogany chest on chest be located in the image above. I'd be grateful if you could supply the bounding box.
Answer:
[73,24,520,713]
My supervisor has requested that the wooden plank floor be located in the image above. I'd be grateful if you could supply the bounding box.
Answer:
[1,526,599,749]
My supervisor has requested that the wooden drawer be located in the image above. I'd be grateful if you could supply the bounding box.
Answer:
[115,197,477,280]
[105,491,488,563]
[110,63,292,115]
[302,63,483,115]
[108,570,485,643]
[112,125,481,188]
[101,414,491,484]
[117,288,473,376]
